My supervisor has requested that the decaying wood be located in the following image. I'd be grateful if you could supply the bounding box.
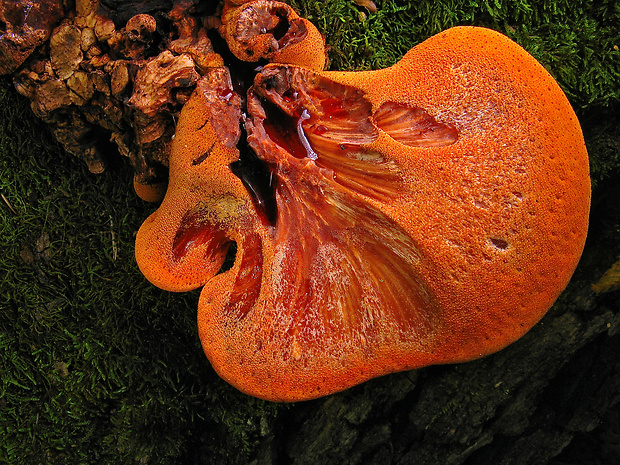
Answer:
[1,0,221,190]
[0,0,335,198]
[0,0,65,74]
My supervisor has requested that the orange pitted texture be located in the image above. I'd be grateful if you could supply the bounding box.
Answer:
[135,27,590,402]
[136,75,251,292]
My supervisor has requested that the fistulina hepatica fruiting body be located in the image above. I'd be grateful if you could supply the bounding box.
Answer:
[136,18,590,402]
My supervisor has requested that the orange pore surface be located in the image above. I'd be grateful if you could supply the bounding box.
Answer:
[135,27,590,402]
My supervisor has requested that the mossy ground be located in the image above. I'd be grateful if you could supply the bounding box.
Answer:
[1,0,619,463]
[0,81,283,463]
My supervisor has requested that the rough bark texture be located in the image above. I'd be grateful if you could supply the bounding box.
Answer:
[0,0,332,198]
[0,0,220,189]
[0,0,65,74]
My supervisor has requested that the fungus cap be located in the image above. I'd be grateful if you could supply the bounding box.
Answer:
[135,26,590,402]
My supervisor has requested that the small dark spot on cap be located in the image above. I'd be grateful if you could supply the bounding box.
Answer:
[490,237,509,250]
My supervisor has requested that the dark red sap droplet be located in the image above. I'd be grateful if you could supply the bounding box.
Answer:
[319,97,347,118]
[312,124,328,135]
[218,87,235,101]
[282,88,299,102]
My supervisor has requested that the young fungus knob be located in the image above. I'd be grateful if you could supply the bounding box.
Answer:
[219,0,326,70]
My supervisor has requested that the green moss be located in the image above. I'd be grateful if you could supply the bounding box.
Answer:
[1,0,619,462]
[0,82,280,464]
[291,0,620,110]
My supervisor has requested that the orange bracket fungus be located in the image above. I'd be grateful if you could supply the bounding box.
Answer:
[135,17,590,401]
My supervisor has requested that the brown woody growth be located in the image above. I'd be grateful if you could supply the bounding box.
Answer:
[0,0,323,200]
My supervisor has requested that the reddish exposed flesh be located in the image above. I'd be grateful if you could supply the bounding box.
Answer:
[260,97,308,159]
[249,67,403,202]
[172,213,232,265]
[373,101,458,147]
[268,178,434,336]
[223,235,263,321]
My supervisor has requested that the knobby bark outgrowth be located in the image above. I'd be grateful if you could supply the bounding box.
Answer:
[0,0,218,192]
[0,0,374,197]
